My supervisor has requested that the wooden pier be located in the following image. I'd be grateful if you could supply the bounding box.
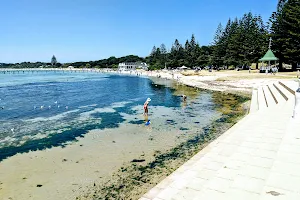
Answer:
[0,68,112,74]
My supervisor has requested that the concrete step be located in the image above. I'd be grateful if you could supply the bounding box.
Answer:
[278,82,296,101]
[273,82,290,101]
[263,85,276,108]
[249,88,258,113]
[257,86,267,110]
[269,83,286,104]
[279,80,299,95]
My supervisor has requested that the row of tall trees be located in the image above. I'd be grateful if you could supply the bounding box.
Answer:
[270,0,300,70]
[146,35,213,69]
[148,0,300,71]
[147,12,270,70]
[212,12,269,68]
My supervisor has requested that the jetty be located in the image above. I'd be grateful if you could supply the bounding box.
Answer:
[140,80,300,200]
[0,68,111,74]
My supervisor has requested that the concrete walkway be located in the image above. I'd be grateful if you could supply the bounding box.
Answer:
[140,80,300,200]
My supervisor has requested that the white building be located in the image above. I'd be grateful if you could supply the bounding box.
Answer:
[118,62,148,71]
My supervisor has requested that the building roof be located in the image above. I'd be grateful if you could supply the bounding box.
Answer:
[259,49,279,61]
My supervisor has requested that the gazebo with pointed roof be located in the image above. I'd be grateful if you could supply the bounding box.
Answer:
[259,49,278,62]
[259,38,279,72]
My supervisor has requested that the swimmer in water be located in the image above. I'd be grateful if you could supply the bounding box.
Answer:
[143,98,151,116]
[182,95,187,101]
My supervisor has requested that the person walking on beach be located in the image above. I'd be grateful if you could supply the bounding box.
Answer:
[144,98,151,116]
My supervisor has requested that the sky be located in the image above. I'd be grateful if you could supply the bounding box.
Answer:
[0,0,278,63]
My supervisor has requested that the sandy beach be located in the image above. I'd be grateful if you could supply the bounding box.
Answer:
[114,69,299,95]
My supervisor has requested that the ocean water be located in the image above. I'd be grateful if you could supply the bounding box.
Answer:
[0,71,220,161]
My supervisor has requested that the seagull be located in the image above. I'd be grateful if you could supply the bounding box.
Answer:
[57,105,60,108]
[11,128,14,133]
[40,105,44,109]
[54,101,58,104]
[48,105,51,109]
[65,106,68,109]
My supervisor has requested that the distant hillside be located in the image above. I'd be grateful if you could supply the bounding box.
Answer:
[0,55,145,69]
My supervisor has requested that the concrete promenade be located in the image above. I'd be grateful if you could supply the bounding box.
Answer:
[140,80,300,200]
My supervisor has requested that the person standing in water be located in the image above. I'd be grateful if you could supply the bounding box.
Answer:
[144,98,151,116]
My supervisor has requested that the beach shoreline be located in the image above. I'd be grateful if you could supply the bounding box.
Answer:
[2,67,297,96]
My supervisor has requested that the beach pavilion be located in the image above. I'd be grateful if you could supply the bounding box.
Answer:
[259,49,279,73]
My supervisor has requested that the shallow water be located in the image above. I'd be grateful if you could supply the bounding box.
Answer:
[0,71,227,200]
[0,71,220,161]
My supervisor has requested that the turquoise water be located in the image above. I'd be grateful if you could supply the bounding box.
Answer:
[0,71,219,161]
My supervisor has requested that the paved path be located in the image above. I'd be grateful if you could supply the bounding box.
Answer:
[140,80,300,200]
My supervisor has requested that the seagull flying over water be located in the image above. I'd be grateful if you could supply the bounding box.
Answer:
[57,105,60,108]
[54,101,58,104]
[48,105,51,109]
[11,128,14,133]
[40,105,44,109]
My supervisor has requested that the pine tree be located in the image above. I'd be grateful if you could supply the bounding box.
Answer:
[278,0,288,11]
[212,23,224,67]
[270,0,300,70]
[172,39,185,66]
[213,24,223,45]
[160,44,167,54]
[190,34,197,49]
[51,55,57,66]
[149,46,157,66]
[184,40,191,66]
[159,44,167,68]
[150,46,157,57]
[189,34,198,67]
[184,39,190,52]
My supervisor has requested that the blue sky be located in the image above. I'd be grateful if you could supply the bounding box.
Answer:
[0,0,277,63]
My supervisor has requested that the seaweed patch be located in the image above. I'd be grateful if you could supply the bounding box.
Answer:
[77,91,249,200]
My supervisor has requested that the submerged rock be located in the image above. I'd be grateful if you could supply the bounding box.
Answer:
[128,120,144,125]
[131,159,146,163]
[165,119,176,125]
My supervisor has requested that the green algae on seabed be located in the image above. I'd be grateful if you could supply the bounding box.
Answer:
[77,91,250,200]
[0,111,126,162]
